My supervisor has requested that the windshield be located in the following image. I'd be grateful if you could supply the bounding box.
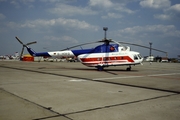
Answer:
[138,54,142,59]
[134,54,142,60]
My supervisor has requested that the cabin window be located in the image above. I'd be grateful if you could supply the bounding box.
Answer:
[110,46,115,51]
[114,57,118,60]
[103,57,108,61]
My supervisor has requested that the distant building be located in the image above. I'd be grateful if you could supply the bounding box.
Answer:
[145,56,154,61]
[161,57,168,62]
[15,52,19,59]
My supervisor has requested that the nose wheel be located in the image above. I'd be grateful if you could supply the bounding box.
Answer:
[126,65,131,71]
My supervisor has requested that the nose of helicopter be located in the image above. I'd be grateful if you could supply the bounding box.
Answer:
[134,53,143,65]
[140,57,144,65]
[138,53,144,65]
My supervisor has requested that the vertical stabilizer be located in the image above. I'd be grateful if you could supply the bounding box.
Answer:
[26,47,37,56]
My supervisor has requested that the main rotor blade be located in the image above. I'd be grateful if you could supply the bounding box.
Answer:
[15,36,24,45]
[26,41,37,46]
[60,41,100,51]
[98,39,111,42]
[110,39,123,46]
[97,39,116,45]
[118,41,167,54]
[60,39,123,51]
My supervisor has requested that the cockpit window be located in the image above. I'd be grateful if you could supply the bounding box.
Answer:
[134,55,138,60]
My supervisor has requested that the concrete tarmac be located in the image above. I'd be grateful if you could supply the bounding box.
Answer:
[0,61,180,120]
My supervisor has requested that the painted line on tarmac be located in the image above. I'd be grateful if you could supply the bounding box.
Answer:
[93,76,144,80]
[147,73,180,77]
[69,79,87,82]
[93,73,180,80]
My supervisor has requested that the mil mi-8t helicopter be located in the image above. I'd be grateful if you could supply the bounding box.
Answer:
[15,27,167,71]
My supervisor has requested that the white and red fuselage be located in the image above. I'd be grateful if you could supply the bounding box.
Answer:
[78,51,143,67]
[26,43,143,70]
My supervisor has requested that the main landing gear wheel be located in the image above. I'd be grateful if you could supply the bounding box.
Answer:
[126,66,131,71]
[96,66,104,71]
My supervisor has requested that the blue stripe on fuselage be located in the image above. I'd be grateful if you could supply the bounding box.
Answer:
[35,52,51,57]
[94,44,119,53]
[72,49,94,56]
[71,44,119,56]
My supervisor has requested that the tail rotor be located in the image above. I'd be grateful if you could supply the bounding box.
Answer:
[15,36,37,60]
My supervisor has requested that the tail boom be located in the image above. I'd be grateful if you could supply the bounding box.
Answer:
[27,47,74,57]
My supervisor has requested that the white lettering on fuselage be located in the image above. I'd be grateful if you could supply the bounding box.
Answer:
[49,50,74,57]
[111,52,127,55]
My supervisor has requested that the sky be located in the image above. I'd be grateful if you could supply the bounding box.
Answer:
[0,0,180,58]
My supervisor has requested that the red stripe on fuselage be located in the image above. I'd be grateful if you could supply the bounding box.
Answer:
[80,56,134,63]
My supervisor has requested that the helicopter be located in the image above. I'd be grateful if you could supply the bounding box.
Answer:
[15,27,167,71]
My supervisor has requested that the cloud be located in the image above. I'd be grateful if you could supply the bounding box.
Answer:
[40,0,69,3]
[17,18,99,31]
[6,22,19,29]
[61,36,78,43]
[114,4,136,14]
[154,14,171,20]
[101,12,123,19]
[167,4,180,12]
[117,25,180,38]
[49,3,97,16]
[0,13,6,20]
[89,0,135,14]
[89,0,113,8]
[44,35,78,43]
[0,0,7,2]
[10,1,20,8]
[155,4,180,20]
[140,0,171,9]
[20,0,35,3]
[41,35,79,50]
[7,0,35,8]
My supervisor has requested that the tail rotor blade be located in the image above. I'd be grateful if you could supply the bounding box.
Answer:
[26,41,37,46]
[20,47,24,59]
[15,36,24,45]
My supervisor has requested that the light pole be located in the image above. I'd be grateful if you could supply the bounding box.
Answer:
[149,42,152,62]
[149,42,152,56]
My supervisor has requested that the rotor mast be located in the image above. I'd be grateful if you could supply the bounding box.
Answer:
[103,27,110,45]
[103,27,108,40]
